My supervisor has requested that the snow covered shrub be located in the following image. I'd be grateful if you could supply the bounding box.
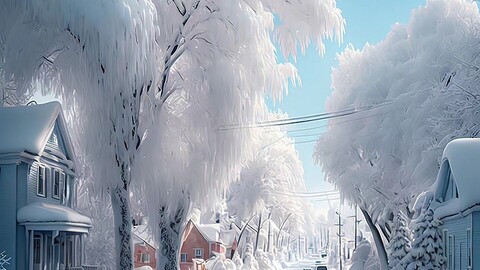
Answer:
[241,244,259,270]
[387,213,412,270]
[404,208,444,270]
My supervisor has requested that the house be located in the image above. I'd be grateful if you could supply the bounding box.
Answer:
[132,221,157,269]
[427,138,480,270]
[0,102,93,270]
[179,220,238,270]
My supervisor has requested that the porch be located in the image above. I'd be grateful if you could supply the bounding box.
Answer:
[17,202,99,270]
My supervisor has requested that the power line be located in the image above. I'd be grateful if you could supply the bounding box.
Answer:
[286,110,388,134]
[221,85,436,131]
[219,100,394,130]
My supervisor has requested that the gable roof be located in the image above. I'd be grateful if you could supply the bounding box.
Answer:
[0,102,76,165]
[196,223,222,243]
[433,138,480,219]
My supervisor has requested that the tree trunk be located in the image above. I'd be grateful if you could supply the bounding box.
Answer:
[157,201,189,270]
[111,185,133,270]
[360,207,388,270]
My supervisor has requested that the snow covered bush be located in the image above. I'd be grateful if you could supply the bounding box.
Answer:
[404,208,444,270]
[240,244,259,270]
[387,213,411,270]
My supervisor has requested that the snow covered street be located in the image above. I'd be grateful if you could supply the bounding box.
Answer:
[283,255,328,270]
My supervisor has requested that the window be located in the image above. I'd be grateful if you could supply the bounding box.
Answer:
[141,253,150,263]
[467,229,472,269]
[37,166,46,197]
[61,173,67,204]
[181,253,188,262]
[194,248,203,259]
[63,174,67,198]
[53,169,60,199]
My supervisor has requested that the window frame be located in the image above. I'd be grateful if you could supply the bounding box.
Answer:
[194,248,203,259]
[180,253,188,262]
[37,165,46,197]
[52,169,61,199]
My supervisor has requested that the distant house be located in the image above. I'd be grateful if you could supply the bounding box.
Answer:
[180,220,238,270]
[132,222,157,269]
[428,138,480,270]
[0,102,93,270]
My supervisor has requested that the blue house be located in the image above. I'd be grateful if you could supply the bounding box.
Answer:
[428,138,480,270]
[0,102,92,270]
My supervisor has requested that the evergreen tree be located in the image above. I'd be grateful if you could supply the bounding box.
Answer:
[405,208,444,270]
[387,213,412,270]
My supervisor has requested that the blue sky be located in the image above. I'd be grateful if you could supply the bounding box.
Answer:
[267,0,427,195]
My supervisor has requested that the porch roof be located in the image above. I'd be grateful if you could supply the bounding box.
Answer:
[17,202,92,231]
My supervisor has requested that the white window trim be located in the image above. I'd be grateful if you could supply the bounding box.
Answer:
[181,253,188,262]
[194,248,203,258]
[52,169,60,199]
[467,228,472,269]
[37,165,46,197]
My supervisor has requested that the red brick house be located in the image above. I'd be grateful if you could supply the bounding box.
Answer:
[180,220,238,270]
[133,224,157,269]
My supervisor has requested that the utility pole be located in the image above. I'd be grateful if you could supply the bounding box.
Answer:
[347,204,362,251]
[335,211,343,270]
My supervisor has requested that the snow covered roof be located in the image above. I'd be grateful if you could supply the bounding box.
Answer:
[432,138,480,219]
[17,201,92,225]
[196,223,222,243]
[219,229,237,247]
[132,224,157,249]
[0,102,75,163]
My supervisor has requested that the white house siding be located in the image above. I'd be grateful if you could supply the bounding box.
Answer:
[472,212,480,269]
[16,163,28,270]
[442,213,472,270]
[0,164,18,269]
[46,126,64,154]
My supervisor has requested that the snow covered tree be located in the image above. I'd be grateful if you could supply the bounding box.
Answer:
[226,110,310,256]
[314,0,480,267]
[1,1,158,268]
[404,208,444,270]
[0,1,344,269]
[387,213,411,270]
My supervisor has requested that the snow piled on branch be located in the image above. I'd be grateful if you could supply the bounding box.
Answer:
[315,0,480,221]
